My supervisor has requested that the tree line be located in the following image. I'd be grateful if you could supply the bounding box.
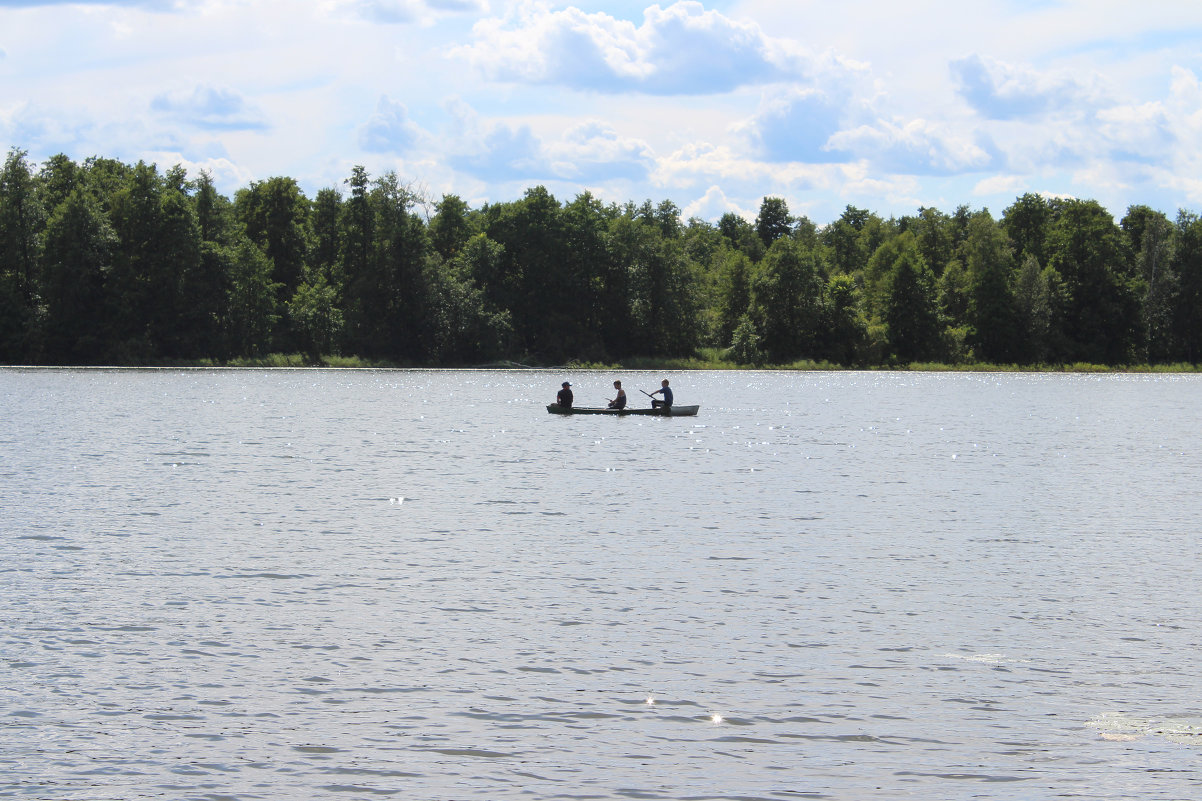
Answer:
[2,147,1201,367]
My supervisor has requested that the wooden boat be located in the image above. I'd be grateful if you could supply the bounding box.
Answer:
[547,404,699,417]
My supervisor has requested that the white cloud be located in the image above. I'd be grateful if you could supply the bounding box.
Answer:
[453,0,808,94]
[681,184,752,222]
[973,174,1027,198]
[951,53,1104,120]
[736,88,848,163]
[827,118,995,175]
[548,120,654,182]
[325,0,487,24]
[358,95,423,153]
[150,85,268,131]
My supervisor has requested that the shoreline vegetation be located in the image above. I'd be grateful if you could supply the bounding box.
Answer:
[8,349,1199,373]
[3,150,1202,372]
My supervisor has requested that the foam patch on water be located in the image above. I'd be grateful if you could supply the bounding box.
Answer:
[1086,713,1202,745]
[942,653,1031,665]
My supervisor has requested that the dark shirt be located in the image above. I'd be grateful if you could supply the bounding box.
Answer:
[557,388,573,407]
[652,386,673,406]
[609,390,626,409]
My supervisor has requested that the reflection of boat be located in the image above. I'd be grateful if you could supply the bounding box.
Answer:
[547,404,699,417]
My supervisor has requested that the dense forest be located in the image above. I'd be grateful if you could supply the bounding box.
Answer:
[1,147,1200,368]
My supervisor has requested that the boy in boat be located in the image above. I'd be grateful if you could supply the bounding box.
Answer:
[608,380,627,409]
[650,379,673,409]
[556,381,573,408]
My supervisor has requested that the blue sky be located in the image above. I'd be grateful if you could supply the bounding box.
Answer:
[2,0,1201,223]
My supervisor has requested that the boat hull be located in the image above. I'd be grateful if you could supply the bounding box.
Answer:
[547,404,698,417]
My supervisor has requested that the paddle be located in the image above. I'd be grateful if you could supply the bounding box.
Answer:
[641,388,665,412]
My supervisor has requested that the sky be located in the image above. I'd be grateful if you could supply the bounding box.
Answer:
[2,0,1202,223]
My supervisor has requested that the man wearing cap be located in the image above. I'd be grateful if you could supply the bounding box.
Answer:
[556,381,573,408]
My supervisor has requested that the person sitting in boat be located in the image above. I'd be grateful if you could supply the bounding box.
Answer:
[608,380,627,409]
[650,379,673,409]
[556,381,573,408]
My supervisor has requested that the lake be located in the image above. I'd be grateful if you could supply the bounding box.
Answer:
[1,367,1199,800]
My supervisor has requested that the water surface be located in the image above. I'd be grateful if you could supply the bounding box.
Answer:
[2,368,1199,800]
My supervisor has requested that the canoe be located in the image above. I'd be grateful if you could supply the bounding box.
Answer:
[547,404,699,417]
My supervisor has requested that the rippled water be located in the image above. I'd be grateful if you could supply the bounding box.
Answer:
[2,368,1200,800]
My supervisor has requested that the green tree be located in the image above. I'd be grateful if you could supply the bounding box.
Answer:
[368,172,431,361]
[0,149,44,359]
[426,247,513,364]
[750,238,825,362]
[1171,211,1202,362]
[483,186,574,360]
[884,241,942,363]
[726,313,762,365]
[38,154,79,215]
[823,205,873,276]
[155,183,205,358]
[963,211,1018,363]
[717,250,752,347]
[0,149,44,303]
[235,176,311,305]
[429,194,473,263]
[40,187,117,363]
[311,187,343,282]
[718,211,764,261]
[755,196,792,249]
[821,273,867,365]
[1012,254,1056,364]
[104,161,166,358]
[910,206,954,276]
[225,238,280,357]
[1002,193,1053,265]
[194,171,235,246]
[938,258,970,325]
[652,199,683,240]
[1045,199,1141,363]
[614,211,698,357]
[1123,205,1176,363]
[288,274,344,363]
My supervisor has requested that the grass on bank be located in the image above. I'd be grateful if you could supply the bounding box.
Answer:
[133,349,1202,372]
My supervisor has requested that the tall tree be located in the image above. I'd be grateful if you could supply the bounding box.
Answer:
[1012,254,1056,364]
[911,206,954,276]
[1171,211,1202,362]
[105,161,165,356]
[0,149,44,359]
[0,149,44,304]
[1002,193,1052,266]
[823,205,872,276]
[194,171,235,246]
[1045,199,1141,363]
[718,211,764,261]
[155,183,205,358]
[883,238,943,363]
[750,238,825,362]
[755,197,792,249]
[311,187,343,282]
[1123,205,1176,362]
[40,187,116,363]
[235,176,311,303]
[963,211,1018,363]
[717,250,752,347]
[821,274,867,365]
[484,186,571,360]
[225,238,280,357]
[429,193,473,263]
[38,154,79,216]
